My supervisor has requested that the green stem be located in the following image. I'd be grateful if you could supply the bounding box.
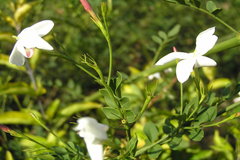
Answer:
[135,135,170,156]
[201,114,236,128]
[135,96,152,121]
[12,95,23,110]
[180,83,183,115]
[106,37,113,85]
[152,41,167,65]
[184,114,237,130]
[217,101,240,116]
[49,52,99,81]
[187,106,198,121]
[190,5,239,34]
[97,5,113,85]
[75,63,99,80]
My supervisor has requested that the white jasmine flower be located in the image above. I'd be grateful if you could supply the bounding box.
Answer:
[155,27,218,83]
[148,72,161,80]
[9,20,54,66]
[74,117,109,160]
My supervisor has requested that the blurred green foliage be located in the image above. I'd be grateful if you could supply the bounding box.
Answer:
[0,0,240,159]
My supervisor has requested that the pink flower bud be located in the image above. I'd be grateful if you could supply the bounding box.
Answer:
[79,0,99,22]
[0,125,11,133]
[173,46,178,52]
[80,0,93,12]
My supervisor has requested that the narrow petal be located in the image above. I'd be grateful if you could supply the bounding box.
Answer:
[155,52,191,65]
[30,36,53,50]
[9,44,25,66]
[176,59,195,83]
[195,56,217,67]
[85,141,103,160]
[195,27,218,55]
[30,20,54,37]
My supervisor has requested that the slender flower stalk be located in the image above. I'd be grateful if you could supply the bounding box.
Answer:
[79,0,113,85]
[155,27,218,83]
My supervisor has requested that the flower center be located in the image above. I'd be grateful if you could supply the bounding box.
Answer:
[25,48,34,58]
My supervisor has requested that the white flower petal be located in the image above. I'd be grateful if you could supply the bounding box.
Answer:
[195,27,218,55]
[15,41,27,56]
[85,141,103,160]
[75,117,108,141]
[155,52,191,65]
[195,56,217,67]
[30,20,54,37]
[9,45,25,66]
[30,36,53,50]
[148,73,161,80]
[176,59,195,83]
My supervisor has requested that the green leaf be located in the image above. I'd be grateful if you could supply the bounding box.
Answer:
[5,150,14,160]
[126,136,138,154]
[191,0,201,7]
[152,35,163,44]
[119,97,130,109]
[147,144,162,159]
[144,122,159,142]
[0,53,26,71]
[124,110,136,123]
[0,111,39,125]
[46,99,60,120]
[211,130,234,160]
[20,133,52,147]
[52,146,68,155]
[208,78,231,90]
[163,117,177,134]
[0,33,14,42]
[99,88,118,108]
[197,106,217,123]
[58,102,102,117]
[0,82,46,96]
[158,31,168,40]
[206,1,221,14]
[169,135,182,149]
[189,128,204,141]
[102,107,122,120]
[190,150,213,160]
[165,0,179,4]
[168,24,181,37]
[183,97,198,116]
[116,72,123,92]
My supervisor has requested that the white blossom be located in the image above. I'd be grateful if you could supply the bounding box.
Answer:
[155,27,218,83]
[148,72,161,80]
[74,117,108,160]
[9,20,54,66]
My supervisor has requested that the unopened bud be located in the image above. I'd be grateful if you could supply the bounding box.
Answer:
[80,0,99,22]
[0,125,11,133]
[80,0,93,12]
[173,46,177,52]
